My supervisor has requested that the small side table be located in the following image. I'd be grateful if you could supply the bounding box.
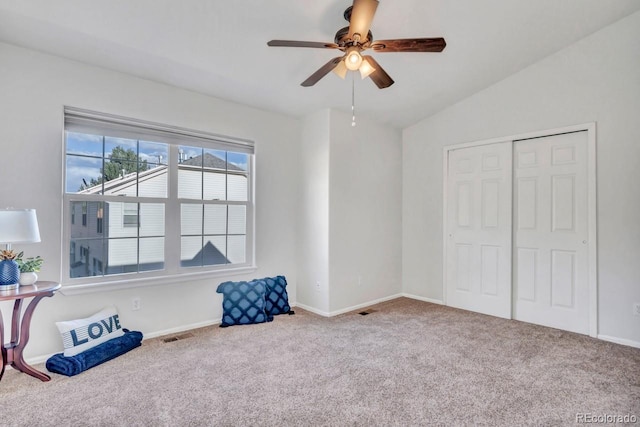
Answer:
[0,281,61,382]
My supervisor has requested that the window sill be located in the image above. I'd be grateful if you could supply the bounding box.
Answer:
[59,265,258,296]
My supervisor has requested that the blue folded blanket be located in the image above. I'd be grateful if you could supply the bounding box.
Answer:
[46,330,143,377]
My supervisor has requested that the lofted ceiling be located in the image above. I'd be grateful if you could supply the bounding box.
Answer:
[1,1,639,129]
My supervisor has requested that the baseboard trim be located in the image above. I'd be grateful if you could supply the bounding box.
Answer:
[143,319,221,340]
[328,293,404,316]
[291,302,330,317]
[23,353,56,367]
[292,294,405,318]
[401,293,444,305]
[597,334,640,349]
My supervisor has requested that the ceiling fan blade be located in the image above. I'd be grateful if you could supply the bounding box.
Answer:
[348,0,379,42]
[268,40,339,49]
[370,38,446,53]
[301,57,345,87]
[362,55,394,89]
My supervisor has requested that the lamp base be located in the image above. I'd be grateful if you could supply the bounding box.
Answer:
[0,283,19,291]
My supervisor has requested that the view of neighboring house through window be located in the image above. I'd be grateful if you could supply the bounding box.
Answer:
[178,146,249,267]
[63,107,254,284]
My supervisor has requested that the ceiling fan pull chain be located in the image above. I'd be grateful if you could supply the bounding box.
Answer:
[351,72,356,127]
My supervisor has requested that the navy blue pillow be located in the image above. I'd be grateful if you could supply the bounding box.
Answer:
[255,275,291,316]
[216,281,272,327]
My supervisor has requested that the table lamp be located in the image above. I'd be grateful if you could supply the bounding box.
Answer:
[0,209,41,290]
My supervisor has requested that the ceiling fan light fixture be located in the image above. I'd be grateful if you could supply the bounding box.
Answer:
[359,57,376,79]
[267,0,445,89]
[345,47,363,71]
[333,60,348,79]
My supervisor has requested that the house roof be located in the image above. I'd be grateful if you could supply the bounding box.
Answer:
[180,241,229,267]
[181,152,244,172]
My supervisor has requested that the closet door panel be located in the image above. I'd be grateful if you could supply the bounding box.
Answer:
[445,142,512,319]
[513,131,589,334]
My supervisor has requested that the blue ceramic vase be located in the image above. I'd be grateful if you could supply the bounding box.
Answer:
[0,259,20,287]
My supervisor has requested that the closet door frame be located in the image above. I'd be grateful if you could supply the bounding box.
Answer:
[442,122,598,337]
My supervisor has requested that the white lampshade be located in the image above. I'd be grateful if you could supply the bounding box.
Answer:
[345,48,363,71]
[359,58,376,79]
[332,60,348,79]
[0,209,41,244]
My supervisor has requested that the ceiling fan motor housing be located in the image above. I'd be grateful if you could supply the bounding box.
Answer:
[334,26,373,46]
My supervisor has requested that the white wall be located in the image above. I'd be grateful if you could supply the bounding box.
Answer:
[403,11,640,344]
[297,110,330,313]
[0,42,300,360]
[329,110,402,312]
[297,109,402,315]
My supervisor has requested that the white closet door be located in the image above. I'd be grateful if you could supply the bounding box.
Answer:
[446,142,512,319]
[513,131,589,334]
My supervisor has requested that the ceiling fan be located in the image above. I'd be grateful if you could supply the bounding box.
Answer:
[267,0,446,89]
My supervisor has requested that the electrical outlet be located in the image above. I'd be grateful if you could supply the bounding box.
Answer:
[633,303,640,316]
[315,281,321,291]
[358,275,362,287]
[132,297,141,311]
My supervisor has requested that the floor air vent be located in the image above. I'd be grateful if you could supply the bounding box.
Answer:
[162,332,194,343]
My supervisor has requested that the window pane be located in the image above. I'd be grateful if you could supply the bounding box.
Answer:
[179,146,202,166]
[181,204,202,235]
[139,164,168,198]
[228,205,246,235]
[102,160,138,196]
[203,149,227,170]
[105,137,137,160]
[140,203,165,237]
[227,152,248,172]
[203,170,226,200]
[178,146,202,199]
[181,236,203,267]
[204,205,226,235]
[66,155,103,194]
[138,162,168,198]
[139,140,168,166]
[105,202,138,238]
[66,132,103,157]
[106,238,138,274]
[70,239,105,278]
[227,236,246,264]
[203,236,227,266]
[227,174,248,201]
[178,169,202,200]
[70,202,104,238]
[139,237,164,272]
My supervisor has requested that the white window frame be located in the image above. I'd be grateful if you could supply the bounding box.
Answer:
[61,107,256,294]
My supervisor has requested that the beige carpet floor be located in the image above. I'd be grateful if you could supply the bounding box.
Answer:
[1,298,639,426]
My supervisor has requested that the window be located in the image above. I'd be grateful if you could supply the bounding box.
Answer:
[122,203,138,228]
[81,202,87,226]
[63,107,254,286]
[97,206,104,234]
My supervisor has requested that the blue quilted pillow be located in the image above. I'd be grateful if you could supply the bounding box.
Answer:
[255,275,291,316]
[216,281,273,327]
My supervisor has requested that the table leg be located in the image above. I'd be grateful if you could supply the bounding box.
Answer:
[11,299,22,346]
[0,313,5,381]
[9,293,54,382]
